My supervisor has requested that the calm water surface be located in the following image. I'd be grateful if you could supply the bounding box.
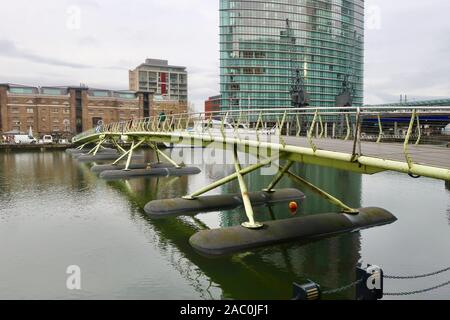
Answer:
[0,149,449,300]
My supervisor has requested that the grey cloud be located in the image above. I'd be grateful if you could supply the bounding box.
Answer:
[364,0,450,104]
[0,39,92,69]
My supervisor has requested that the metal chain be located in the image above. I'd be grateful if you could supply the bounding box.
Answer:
[385,267,450,280]
[322,279,363,295]
[384,280,450,296]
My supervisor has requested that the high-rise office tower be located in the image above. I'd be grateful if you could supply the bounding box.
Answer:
[220,0,364,111]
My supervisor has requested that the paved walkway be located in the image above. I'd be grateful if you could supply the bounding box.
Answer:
[285,136,450,170]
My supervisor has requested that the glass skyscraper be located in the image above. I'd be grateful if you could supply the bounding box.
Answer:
[220,0,364,111]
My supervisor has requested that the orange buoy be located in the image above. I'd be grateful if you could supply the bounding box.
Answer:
[289,201,298,214]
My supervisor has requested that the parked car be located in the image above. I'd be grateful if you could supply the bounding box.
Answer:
[58,139,70,144]
[14,135,37,144]
[443,124,450,136]
[39,135,54,144]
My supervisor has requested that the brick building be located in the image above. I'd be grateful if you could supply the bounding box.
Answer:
[0,84,187,139]
[204,95,221,116]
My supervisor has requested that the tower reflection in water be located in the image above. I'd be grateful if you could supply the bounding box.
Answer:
[0,149,363,299]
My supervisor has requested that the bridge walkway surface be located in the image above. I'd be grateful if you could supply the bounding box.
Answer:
[285,136,450,170]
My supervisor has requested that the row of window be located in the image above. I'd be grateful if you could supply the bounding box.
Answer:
[222,0,364,12]
[221,40,363,58]
[221,52,363,66]
[222,60,361,74]
[12,118,70,124]
[222,91,363,100]
[222,49,361,61]
[222,28,362,47]
[221,21,363,40]
[221,0,364,19]
[222,82,362,92]
[221,34,363,53]
[10,107,71,114]
[222,9,364,29]
[221,72,362,82]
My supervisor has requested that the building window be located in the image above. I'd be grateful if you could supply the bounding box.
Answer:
[63,109,70,114]
[11,108,19,113]
[52,127,60,132]
[27,108,34,113]
[52,108,59,113]
[42,88,63,95]
[10,87,34,94]
[90,91,109,97]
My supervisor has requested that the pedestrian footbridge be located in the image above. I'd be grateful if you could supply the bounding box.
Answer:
[69,106,450,255]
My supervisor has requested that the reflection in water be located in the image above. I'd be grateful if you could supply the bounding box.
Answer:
[1,150,449,299]
[103,150,363,300]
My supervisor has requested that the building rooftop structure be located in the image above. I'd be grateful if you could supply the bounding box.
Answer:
[129,58,188,101]
[1,84,137,99]
[368,98,450,107]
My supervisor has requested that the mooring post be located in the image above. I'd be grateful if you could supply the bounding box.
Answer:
[356,264,384,300]
[293,281,321,300]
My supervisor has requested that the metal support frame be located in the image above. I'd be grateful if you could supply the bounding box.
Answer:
[318,115,324,139]
[404,110,417,170]
[307,111,318,152]
[263,161,294,192]
[376,114,383,144]
[112,139,127,154]
[415,115,422,145]
[76,143,88,150]
[112,139,145,166]
[351,107,362,161]
[233,144,264,229]
[285,169,359,214]
[150,144,182,168]
[345,114,351,141]
[183,154,282,200]
[259,157,358,214]
[296,115,302,137]
[123,140,135,171]
[88,138,105,156]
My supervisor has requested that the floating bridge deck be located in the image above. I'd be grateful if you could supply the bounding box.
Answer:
[70,106,450,255]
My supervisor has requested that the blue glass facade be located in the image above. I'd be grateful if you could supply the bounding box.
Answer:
[220,0,364,111]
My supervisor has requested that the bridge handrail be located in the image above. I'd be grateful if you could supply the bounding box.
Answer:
[73,106,450,146]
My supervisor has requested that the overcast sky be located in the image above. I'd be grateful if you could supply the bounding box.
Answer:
[0,0,449,109]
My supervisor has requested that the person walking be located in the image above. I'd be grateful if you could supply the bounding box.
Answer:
[159,111,167,130]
